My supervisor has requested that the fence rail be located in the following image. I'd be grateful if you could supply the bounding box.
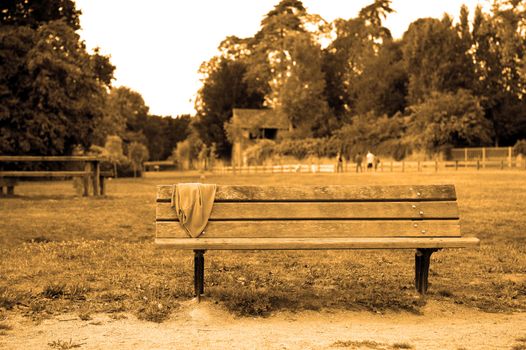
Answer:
[212,159,526,174]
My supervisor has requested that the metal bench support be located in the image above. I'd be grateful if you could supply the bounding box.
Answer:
[415,248,438,294]
[194,250,205,301]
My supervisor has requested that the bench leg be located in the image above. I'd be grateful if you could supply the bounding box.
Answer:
[6,184,14,196]
[415,248,438,295]
[194,250,205,301]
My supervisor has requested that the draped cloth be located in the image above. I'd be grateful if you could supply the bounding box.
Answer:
[171,183,217,238]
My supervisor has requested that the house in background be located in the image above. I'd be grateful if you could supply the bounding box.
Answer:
[231,108,290,167]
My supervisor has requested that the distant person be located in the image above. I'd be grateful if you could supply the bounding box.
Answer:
[355,153,363,173]
[366,151,375,171]
[336,151,343,173]
[374,157,380,171]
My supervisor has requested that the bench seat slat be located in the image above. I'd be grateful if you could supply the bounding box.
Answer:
[157,185,456,202]
[154,237,480,250]
[0,171,90,177]
[156,201,459,221]
[156,220,461,238]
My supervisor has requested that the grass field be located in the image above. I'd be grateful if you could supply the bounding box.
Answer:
[1,171,525,322]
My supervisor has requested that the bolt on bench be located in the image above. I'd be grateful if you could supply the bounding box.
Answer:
[155,184,479,300]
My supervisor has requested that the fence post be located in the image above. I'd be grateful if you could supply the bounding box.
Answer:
[501,160,504,170]
[508,147,512,168]
[435,160,438,172]
[482,147,486,169]
[402,161,405,172]
[417,161,421,172]
[455,160,458,171]
[477,159,480,170]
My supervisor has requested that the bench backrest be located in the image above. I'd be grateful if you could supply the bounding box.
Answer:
[156,185,460,244]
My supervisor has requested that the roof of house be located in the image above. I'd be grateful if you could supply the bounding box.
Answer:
[232,108,289,130]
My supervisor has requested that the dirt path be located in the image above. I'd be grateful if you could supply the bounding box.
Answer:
[1,300,525,350]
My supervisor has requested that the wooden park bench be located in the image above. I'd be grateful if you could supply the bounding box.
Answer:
[155,184,479,300]
[0,156,111,197]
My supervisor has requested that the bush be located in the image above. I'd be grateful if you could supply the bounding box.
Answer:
[244,140,276,164]
[406,90,493,155]
[514,140,526,156]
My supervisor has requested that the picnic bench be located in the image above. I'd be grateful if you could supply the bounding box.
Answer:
[155,184,479,300]
[0,156,110,196]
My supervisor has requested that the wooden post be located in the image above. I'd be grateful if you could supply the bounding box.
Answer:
[508,147,512,168]
[501,160,504,170]
[402,161,405,172]
[390,161,393,172]
[194,250,205,301]
[482,147,486,169]
[100,175,105,196]
[83,162,90,196]
[92,161,100,196]
[455,160,458,171]
[417,161,421,172]
[6,179,15,196]
[435,160,438,172]
[464,148,467,163]
[477,159,480,170]
[415,248,437,294]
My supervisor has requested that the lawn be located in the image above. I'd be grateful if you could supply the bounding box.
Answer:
[1,170,525,322]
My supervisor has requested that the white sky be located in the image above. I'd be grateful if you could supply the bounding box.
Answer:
[76,0,490,117]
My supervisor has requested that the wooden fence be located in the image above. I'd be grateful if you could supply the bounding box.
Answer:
[213,159,526,174]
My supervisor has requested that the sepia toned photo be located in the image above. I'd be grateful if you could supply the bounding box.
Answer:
[1,0,525,349]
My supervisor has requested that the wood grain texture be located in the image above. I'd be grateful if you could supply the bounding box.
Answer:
[0,171,90,177]
[0,156,102,162]
[154,236,480,250]
[157,184,456,202]
[156,201,459,220]
[155,220,461,238]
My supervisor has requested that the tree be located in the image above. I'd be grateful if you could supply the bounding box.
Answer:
[406,90,493,154]
[194,59,264,158]
[244,0,331,137]
[0,20,114,156]
[322,0,394,120]
[471,3,526,145]
[401,16,476,104]
[352,40,408,116]
[128,141,149,177]
[0,0,81,30]
[104,135,125,177]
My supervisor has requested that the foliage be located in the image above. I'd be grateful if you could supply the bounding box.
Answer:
[0,0,81,30]
[471,3,526,144]
[128,142,149,177]
[406,90,493,154]
[335,112,410,160]
[173,132,203,170]
[322,0,394,120]
[514,140,526,155]
[243,140,277,164]
[351,41,408,117]
[0,20,114,155]
[194,58,265,158]
[401,16,475,104]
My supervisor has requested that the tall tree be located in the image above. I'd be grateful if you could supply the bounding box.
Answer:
[352,40,408,117]
[401,15,476,104]
[322,0,394,120]
[245,0,331,136]
[471,3,526,145]
[0,20,114,155]
[194,58,265,158]
[0,0,81,29]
